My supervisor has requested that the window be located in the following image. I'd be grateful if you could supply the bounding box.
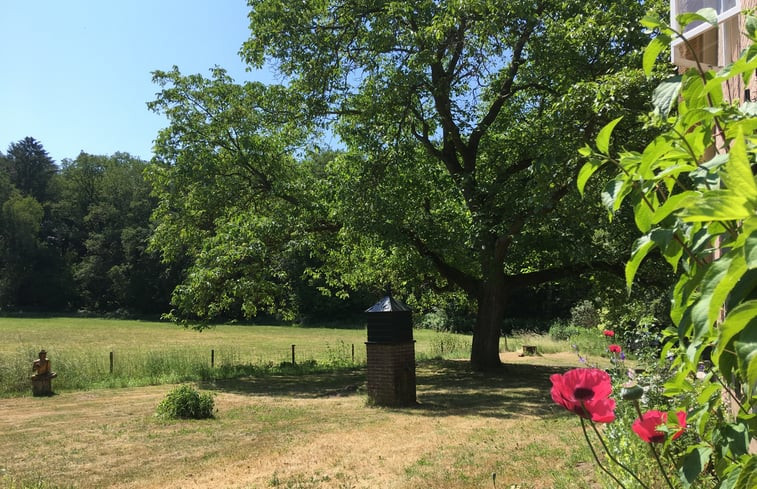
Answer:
[670,0,741,68]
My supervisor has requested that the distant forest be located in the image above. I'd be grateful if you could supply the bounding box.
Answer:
[0,137,375,321]
[0,137,174,315]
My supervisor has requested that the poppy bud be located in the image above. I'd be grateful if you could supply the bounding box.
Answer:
[621,383,644,401]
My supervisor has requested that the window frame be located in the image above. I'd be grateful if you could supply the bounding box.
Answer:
[670,0,742,67]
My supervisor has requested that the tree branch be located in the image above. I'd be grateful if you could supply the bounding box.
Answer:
[505,260,624,289]
[405,228,480,296]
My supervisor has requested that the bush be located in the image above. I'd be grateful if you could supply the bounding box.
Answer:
[155,384,215,419]
[418,307,449,331]
[569,300,601,328]
[547,321,585,341]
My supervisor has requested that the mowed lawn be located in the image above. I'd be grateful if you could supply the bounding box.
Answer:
[0,318,596,488]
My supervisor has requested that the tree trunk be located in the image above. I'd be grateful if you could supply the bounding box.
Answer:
[470,269,507,371]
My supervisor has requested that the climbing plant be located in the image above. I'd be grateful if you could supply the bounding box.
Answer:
[579,8,756,488]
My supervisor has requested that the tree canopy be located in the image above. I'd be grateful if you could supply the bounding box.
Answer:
[148,0,668,368]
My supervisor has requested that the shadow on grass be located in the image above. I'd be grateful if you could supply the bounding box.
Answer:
[202,358,572,420]
[411,359,567,419]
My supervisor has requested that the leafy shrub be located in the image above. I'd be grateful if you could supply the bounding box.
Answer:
[547,321,586,341]
[569,300,601,328]
[417,306,475,333]
[155,384,215,419]
[418,307,449,331]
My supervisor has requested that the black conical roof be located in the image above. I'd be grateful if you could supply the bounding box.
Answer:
[365,295,412,313]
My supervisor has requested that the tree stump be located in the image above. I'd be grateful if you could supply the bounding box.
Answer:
[32,377,53,396]
[520,345,537,356]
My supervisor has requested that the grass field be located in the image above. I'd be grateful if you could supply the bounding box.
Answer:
[0,318,603,488]
[0,354,597,489]
[0,317,589,397]
[0,318,474,396]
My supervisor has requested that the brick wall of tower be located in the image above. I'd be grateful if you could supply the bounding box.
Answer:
[365,341,416,407]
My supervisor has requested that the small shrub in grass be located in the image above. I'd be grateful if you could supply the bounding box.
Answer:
[547,321,585,341]
[155,385,215,419]
[569,299,602,329]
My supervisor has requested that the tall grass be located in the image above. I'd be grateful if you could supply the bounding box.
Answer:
[0,344,367,396]
[0,318,484,396]
[0,317,604,397]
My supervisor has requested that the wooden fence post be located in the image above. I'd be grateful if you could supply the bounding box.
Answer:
[211,349,215,368]
[109,351,114,374]
[291,344,296,365]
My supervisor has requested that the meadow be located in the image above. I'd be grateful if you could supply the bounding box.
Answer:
[0,317,594,397]
[0,318,606,489]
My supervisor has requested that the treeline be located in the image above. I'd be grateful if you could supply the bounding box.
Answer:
[0,137,174,315]
[0,137,373,319]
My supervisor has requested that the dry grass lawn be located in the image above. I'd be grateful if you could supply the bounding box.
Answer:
[1,352,599,489]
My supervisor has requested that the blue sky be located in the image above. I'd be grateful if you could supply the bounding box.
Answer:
[1,1,273,164]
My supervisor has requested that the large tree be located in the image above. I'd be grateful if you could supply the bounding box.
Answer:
[2,137,57,203]
[238,0,663,369]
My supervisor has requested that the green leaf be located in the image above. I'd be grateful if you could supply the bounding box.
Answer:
[681,190,754,222]
[722,127,757,201]
[735,455,757,489]
[691,252,746,341]
[641,13,663,30]
[577,158,604,197]
[679,445,712,488]
[652,76,682,117]
[690,153,727,189]
[596,117,623,154]
[644,37,667,77]
[651,191,700,224]
[601,178,633,213]
[626,234,656,291]
[734,324,757,397]
[714,300,757,384]
[651,228,684,271]
[577,145,592,157]
[747,15,757,39]
[719,423,750,458]
[677,8,717,30]
[634,195,655,233]
[745,222,757,269]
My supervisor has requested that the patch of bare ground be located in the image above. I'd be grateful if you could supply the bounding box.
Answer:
[0,355,597,489]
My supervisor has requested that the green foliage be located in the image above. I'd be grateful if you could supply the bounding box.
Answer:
[548,322,587,341]
[0,138,71,311]
[57,152,172,314]
[0,140,175,314]
[570,300,603,329]
[580,7,757,486]
[150,0,664,369]
[1,137,57,203]
[147,67,334,325]
[155,384,215,420]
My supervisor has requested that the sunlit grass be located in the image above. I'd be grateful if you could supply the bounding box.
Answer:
[0,317,607,397]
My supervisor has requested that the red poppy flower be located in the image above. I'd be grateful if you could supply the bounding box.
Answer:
[609,344,622,354]
[632,410,686,443]
[550,368,616,423]
[603,330,615,337]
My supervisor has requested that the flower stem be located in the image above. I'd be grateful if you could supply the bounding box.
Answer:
[647,443,676,489]
[580,418,628,489]
[588,420,652,489]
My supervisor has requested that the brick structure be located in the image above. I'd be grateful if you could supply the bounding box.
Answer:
[364,295,417,407]
[365,341,416,407]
